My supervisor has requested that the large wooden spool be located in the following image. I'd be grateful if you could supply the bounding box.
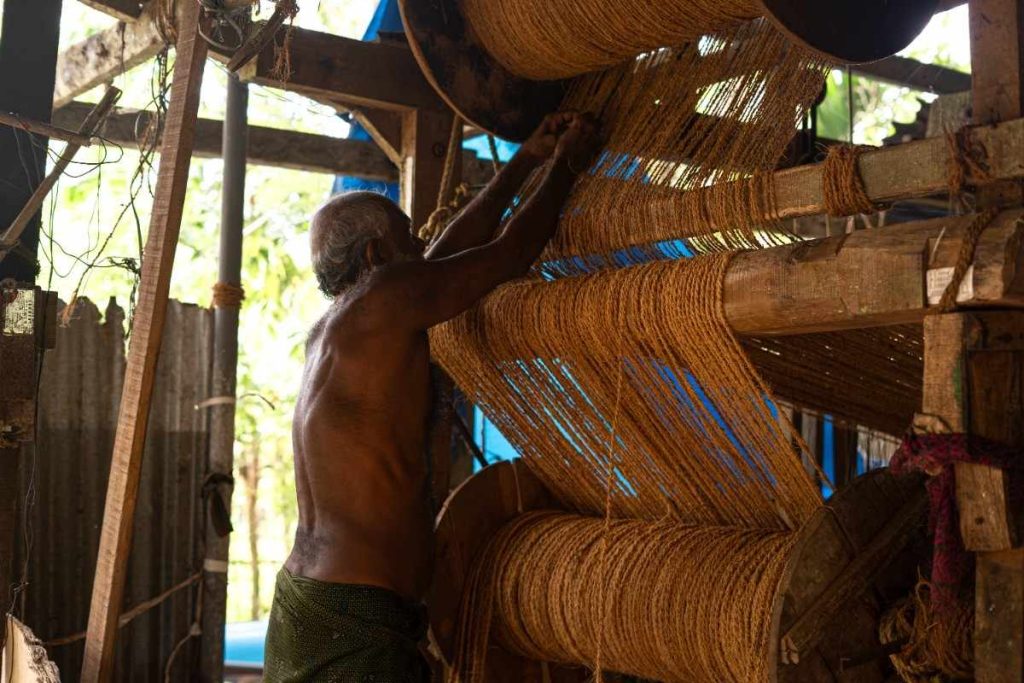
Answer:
[430,460,929,682]
[399,0,940,141]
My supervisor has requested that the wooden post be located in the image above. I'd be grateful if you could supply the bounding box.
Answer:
[80,2,208,680]
[951,2,1024,680]
[401,108,456,506]
[923,313,1024,682]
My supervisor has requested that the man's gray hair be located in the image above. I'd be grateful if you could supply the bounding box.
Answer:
[311,192,394,297]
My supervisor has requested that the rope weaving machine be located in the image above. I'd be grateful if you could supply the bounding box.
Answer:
[395,1,989,680]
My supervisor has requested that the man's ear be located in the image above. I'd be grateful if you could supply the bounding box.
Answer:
[364,238,389,268]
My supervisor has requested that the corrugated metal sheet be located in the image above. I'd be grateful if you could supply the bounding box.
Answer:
[15,297,213,681]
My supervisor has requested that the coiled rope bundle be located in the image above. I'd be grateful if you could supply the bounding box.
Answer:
[452,511,795,683]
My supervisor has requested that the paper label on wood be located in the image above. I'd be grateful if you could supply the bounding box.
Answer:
[2,290,34,336]
[926,265,974,305]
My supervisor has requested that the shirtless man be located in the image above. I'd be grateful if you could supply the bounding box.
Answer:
[264,113,599,682]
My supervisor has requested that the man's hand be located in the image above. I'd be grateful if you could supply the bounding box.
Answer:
[519,112,580,162]
[553,113,601,174]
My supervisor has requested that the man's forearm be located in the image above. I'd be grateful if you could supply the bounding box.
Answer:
[426,150,542,259]
[496,156,578,274]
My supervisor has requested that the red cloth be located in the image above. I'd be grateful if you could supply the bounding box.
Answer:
[890,433,1022,611]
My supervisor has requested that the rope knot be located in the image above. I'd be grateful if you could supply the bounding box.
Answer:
[946,125,991,205]
[822,144,879,217]
[212,281,245,309]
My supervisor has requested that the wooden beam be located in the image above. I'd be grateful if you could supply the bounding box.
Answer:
[54,101,397,180]
[0,110,94,147]
[53,101,499,186]
[971,0,1024,126]
[401,108,454,228]
[77,0,143,23]
[923,312,1024,683]
[53,3,165,109]
[470,211,1024,348]
[400,107,456,508]
[721,209,1024,336]
[235,25,442,112]
[959,3,1024,681]
[80,1,207,679]
[976,549,1024,680]
[853,55,971,95]
[611,116,1024,247]
[350,108,403,166]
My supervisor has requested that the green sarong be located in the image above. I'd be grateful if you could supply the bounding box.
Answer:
[264,569,430,682]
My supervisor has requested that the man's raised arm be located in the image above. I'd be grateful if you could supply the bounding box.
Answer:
[425,113,581,260]
[368,114,600,331]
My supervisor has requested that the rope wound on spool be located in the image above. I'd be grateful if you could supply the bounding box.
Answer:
[821,145,879,217]
[449,511,795,683]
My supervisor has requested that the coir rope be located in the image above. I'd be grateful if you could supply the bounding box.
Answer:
[449,512,795,683]
[463,0,765,80]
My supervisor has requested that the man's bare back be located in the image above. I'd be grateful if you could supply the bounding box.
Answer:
[283,113,600,603]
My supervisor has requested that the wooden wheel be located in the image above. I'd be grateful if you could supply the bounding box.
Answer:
[773,469,929,682]
[398,0,566,141]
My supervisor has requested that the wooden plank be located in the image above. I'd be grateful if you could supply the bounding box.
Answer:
[80,1,207,679]
[236,25,442,112]
[957,461,1016,549]
[400,108,455,228]
[349,108,403,166]
[923,310,1024,683]
[0,110,94,147]
[853,55,971,94]
[963,4,1024,680]
[976,549,1024,679]
[76,0,143,23]
[54,101,397,180]
[53,4,165,109]
[971,0,1024,125]
[724,209,1024,336]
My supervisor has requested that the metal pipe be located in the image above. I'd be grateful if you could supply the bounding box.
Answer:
[199,72,248,683]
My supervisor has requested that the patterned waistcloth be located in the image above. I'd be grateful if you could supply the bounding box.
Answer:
[890,432,1023,611]
[264,568,430,682]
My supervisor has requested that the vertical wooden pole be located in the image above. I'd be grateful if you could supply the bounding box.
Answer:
[923,313,1024,682]
[928,5,1024,681]
[401,108,456,507]
[80,3,208,681]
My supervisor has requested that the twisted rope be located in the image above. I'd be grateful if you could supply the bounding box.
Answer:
[211,281,245,309]
[419,115,466,242]
[937,127,998,312]
[822,144,878,217]
[449,512,795,683]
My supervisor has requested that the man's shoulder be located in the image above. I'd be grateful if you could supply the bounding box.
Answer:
[313,277,416,347]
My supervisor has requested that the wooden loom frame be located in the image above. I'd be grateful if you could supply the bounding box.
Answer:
[47,0,1021,680]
